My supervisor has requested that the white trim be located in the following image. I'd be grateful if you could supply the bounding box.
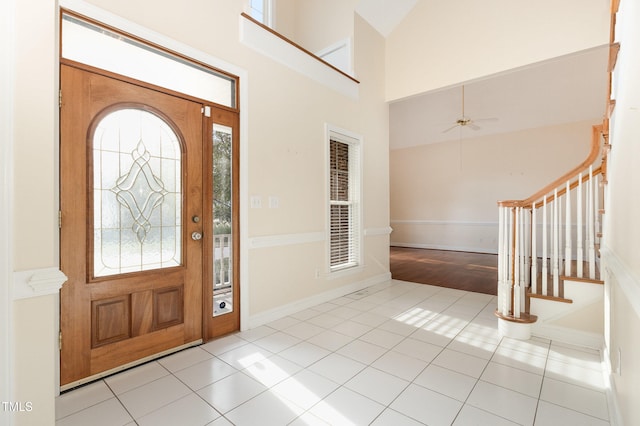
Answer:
[59,0,247,80]
[601,244,640,320]
[315,37,352,75]
[498,318,532,340]
[326,124,363,274]
[239,16,358,99]
[390,219,498,226]
[58,0,252,353]
[0,0,15,420]
[391,242,498,255]
[364,226,392,237]
[248,232,325,249]
[12,268,68,301]
[532,323,604,350]
[248,273,391,328]
[602,346,624,426]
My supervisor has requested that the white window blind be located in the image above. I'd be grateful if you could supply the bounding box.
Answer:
[329,133,361,271]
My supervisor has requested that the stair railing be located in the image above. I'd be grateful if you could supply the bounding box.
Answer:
[496,125,605,323]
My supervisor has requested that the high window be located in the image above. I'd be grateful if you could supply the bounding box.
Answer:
[249,0,273,27]
[328,127,361,272]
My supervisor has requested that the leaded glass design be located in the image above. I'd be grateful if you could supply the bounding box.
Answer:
[93,108,182,277]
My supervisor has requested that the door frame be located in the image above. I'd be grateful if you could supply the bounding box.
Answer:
[57,3,250,391]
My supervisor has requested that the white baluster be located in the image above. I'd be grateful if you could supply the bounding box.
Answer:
[503,207,512,316]
[520,207,526,289]
[552,189,560,297]
[227,235,233,284]
[595,174,601,246]
[217,236,224,286]
[588,166,596,279]
[531,205,538,294]
[565,181,572,276]
[577,173,583,278]
[497,206,505,313]
[542,196,548,296]
[524,208,531,287]
[513,207,521,318]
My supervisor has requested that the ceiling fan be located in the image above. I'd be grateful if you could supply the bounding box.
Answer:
[443,85,498,133]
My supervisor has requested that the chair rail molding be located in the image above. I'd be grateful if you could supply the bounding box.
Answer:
[364,226,393,236]
[13,268,68,300]
[601,244,640,319]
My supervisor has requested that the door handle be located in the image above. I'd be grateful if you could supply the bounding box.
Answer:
[191,231,203,241]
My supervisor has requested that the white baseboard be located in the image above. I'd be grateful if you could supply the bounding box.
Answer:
[247,272,391,329]
[390,242,498,255]
[532,322,604,350]
[601,345,624,426]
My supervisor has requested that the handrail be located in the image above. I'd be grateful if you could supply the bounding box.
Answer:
[498,124,603,208]
[240,13,360,84]
[532,166,602,208]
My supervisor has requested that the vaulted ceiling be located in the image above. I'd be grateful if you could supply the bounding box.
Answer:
[389,45,610,149]
[355,0,610,150]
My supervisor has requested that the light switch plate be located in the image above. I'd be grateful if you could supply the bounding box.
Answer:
[250,195,262,208]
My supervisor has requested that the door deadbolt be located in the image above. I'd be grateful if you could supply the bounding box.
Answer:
[192,215,200,223]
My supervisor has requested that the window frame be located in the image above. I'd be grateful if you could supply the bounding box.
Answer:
[249,0,274,28]
[326,125,362,274]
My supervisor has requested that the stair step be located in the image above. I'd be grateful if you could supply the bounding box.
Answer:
[529,259,602,304]
[561,275,604,285]
[528,292,573,304]
[494,309,538,324]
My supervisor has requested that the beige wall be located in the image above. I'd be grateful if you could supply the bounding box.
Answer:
[13,0,58,271]
[390,120,595,252]
[9,0,59,424]
[273,0,357,56]
[292,0,357,53]
[12,296,58,425]
[386,0,611,101]
[608,275,640,426]
[604,0,640,424]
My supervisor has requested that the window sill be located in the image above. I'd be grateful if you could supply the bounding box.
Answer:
[239,13,359,99]
[326,264,363,280]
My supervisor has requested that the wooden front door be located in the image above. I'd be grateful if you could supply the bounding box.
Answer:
[60,64,206,387]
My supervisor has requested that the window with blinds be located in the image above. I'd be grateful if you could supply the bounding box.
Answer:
[329,131,361,271]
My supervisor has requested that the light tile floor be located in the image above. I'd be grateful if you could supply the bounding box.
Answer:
[56,280,612,426]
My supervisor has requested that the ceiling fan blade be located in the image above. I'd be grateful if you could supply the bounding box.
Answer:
[442,124,460,133]
[468,123,481,130]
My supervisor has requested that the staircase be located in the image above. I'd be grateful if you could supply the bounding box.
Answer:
[495,124,609,344]
[495,0,622,345]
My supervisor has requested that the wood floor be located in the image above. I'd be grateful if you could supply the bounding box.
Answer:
[390,246,498,295]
